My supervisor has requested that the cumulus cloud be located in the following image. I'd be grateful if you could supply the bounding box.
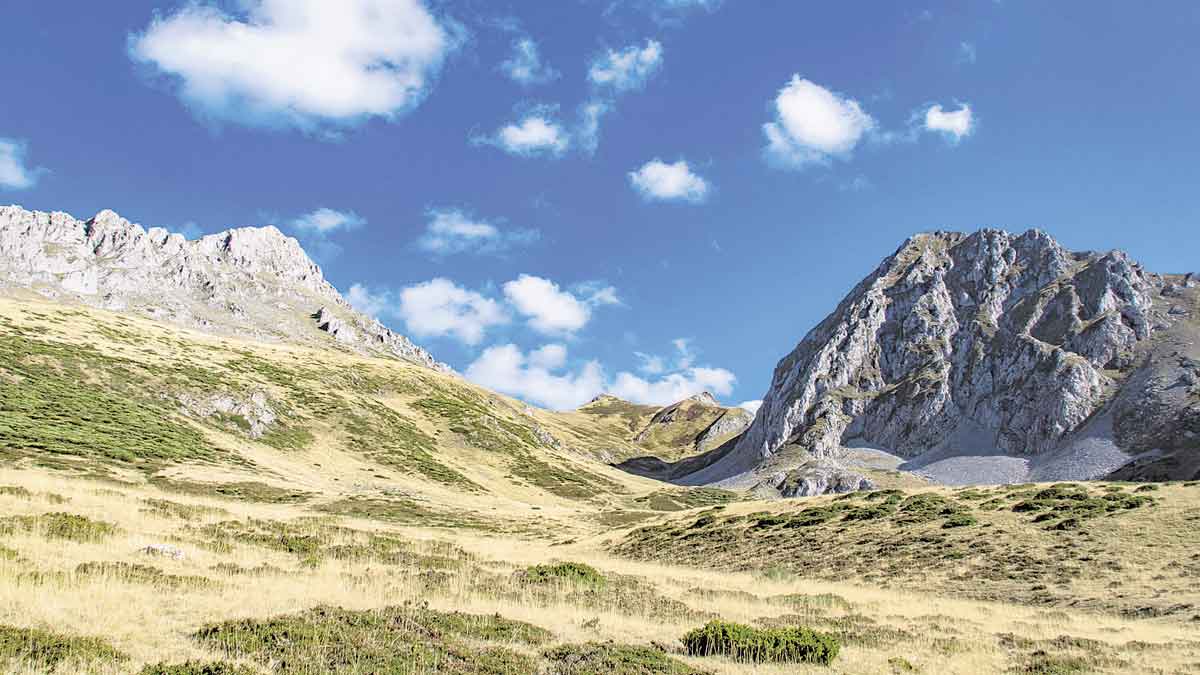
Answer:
[924,103,975,141]
[347,283,394,318]
[610,366,735,405]
[465,344,606,410]
[415,208,538,256]
[500,37,558,86]
[128,0,457,131]
[478,111,570,157]
[629,159,710,203]
[503,274,595,335]
[588,40,663,93]
[396,278,509,345]
[0,139,44,190]
[763,75,876,169]
[634,352,666,375]
[289,208,365,234]
[465,343,737,410]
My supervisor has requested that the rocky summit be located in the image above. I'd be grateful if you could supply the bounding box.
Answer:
[682,228,1200,492]
[0,205,447,371]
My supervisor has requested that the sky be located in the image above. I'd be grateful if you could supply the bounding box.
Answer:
[2,1,1199,411]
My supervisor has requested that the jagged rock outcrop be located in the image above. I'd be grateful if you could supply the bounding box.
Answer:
[756,457,876,497]
[0,205,448,371]
[689,228,1190,489]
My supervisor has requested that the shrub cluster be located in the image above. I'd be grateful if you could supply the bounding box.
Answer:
[681,620,839,665]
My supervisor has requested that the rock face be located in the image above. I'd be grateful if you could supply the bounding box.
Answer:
[0,205,448,371]
[690,228,1193,488]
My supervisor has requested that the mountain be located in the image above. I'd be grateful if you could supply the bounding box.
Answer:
[680,229,1199,492]
[0,205,447,371]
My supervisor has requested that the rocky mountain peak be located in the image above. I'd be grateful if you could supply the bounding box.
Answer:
[0,205,448,371]
[686,227,1174,488]
[684,391,719,407]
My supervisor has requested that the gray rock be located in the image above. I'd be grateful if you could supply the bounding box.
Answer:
[694,228,1180,485]
[760,459,875,497]
[138,543,186,560]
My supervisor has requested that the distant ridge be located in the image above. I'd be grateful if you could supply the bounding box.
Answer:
[0,205,448,371]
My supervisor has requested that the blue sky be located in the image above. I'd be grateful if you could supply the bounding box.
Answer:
[2,1,1199,410]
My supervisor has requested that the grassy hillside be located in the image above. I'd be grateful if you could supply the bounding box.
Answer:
[3,296,1200,673]
[3,471,1200,674]
[613,482,1200,619]
[0,295,732,537]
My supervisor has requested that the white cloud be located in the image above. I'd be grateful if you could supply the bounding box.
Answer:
[503,274,593,335]
[528,343,568,370]
[672,338,695,369]
[465,344,606,410]
[464,343,737,410]
[629,159,710,203]
[575,100,612,156]
[347,283,393,318]
[924,103,975,141]
[397,278,509,345]
[481,113,570,157]
[128,0,457,131]
[634,351,666,375]
[763,75,876,169]
[500,37,558,86]
[416,208,538,256]
[588,40,663,93]
[610,366,736,406]
[0,139,43,190]
[289,208,364,234]
[738,400,763,414]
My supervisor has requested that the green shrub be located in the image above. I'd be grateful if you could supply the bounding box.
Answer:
[941,513,977,529]
[194,604,545,674]
[0,486,32,499]
[0,512,118,543]
[543,642,706,674]
[681,620,839,665]
[0,624,127,670]
[524,562,607,587]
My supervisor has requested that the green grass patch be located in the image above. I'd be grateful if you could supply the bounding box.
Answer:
[0,512,118,543]
[194,604,547,674]
[524,562,608,587]
[0,624,127,671]
[151,477,313,504]
[75,561,217,590]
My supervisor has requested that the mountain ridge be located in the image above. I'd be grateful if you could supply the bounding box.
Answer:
[680,227,1199,492]
[0,205,448,371]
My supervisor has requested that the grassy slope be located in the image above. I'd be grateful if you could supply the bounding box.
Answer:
[3,296,1200,673]
[0,296,741,536]
[3,471,1200,674]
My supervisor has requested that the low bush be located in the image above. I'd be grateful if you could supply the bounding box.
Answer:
[0,512,118,543]
[524,562,607,587]
[0,624,127,670]
[681,619,839,665]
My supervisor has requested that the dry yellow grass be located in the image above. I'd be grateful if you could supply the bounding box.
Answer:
[1,470,1198,674]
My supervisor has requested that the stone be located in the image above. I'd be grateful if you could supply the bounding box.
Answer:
[138,543,186,561]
